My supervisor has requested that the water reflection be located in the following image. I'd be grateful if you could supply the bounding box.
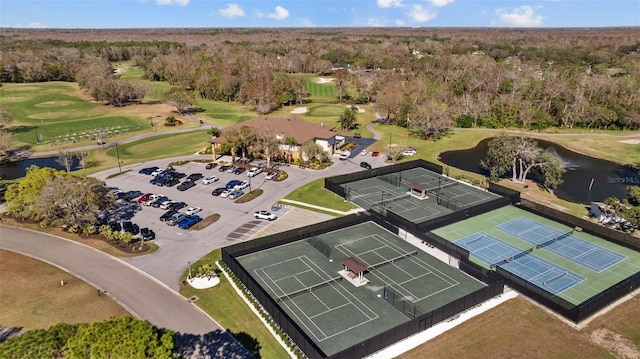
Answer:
[439,138,639,204]
[0,156,80,180]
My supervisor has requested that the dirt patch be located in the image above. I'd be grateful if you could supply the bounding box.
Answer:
[316,77,334,84]
[191,213,220,230]
[590,328,640,359]
[620,139,640,145]
[291,107,308,114]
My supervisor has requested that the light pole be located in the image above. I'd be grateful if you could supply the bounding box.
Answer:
[149,117,154,132]
[115,142,122,173]
[188,261,192,280]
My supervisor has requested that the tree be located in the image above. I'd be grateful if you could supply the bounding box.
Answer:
[162,87,195,114]
[256,130,280,168]
[65,317,176,359]
[301,140,326,163]
[0,130,11,155]
[481,134,565,188]
[4,166,71,220]
[207,126,221,138]
[224,126,258,162]
[387,145,404,163]
[56,149,74,172]
[34,176,111,228]
[337,107,358,131]
[284,136,298,163]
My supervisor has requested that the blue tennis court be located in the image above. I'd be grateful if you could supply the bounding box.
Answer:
[499,255,585,295]
[454,232,530,267]
[496,217,627,272]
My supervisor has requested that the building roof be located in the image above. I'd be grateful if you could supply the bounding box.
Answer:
[341,257,368,273]
[210,117,336,145]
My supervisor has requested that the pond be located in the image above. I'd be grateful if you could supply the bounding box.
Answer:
[0,156,81,180]
[438,138,639,204]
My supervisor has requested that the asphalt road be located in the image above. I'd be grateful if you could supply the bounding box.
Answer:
[0,225,252,358]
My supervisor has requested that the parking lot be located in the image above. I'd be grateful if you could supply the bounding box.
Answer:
[97,150,387,288]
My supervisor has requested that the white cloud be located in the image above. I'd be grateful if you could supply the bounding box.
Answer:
[301,18,315,27]
[493,5,545,27]
[156,0,189,5]
[218,3,245,18]
[266,6,290,20]
[377,0,403,8]
[407,5,436,23]
[12,22,47,28]
[429,0,454,7]
[367,17,388,27]
[395,19,405,26]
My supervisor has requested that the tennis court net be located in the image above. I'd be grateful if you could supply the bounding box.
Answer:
[536,230,574,249]
[426,180,458,194]
[490,246,534,269]
[276,276,342,302]
[368,250,418,270]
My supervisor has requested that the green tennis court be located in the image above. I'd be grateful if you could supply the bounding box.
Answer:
[237,221,485,356]
[432,205,640,305]
[343,167,500,222]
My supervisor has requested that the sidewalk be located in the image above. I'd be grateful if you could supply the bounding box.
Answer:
[279,199,365,216]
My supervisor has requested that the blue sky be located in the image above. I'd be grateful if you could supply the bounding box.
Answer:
[1,0,638,28]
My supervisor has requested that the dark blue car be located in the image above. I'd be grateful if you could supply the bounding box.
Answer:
[178,215,201,229]
[139,166,159,175]
[225,180,241,189]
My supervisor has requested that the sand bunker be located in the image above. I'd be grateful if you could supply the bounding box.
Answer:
[347,105,366,113]
[35,100,74,107]
[187,276,220,289]
[619,139,640,145]
[316,77,334,84]
[291,107,308,114]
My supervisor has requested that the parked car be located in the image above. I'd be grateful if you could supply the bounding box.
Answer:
[265,172,277,180]
[187,173,204,181]
[205,162,217,170]
[403,147,417,156]
[178,215,201,229]
[202,175,219,184]
[108,221,122,232]
[228,190,244,199]
[226,166,238,173]
[159,200,175,210]
[159,210,178,222]
[360,162,372,170]
[211,187,226,196]
[234,180,249,190]
[371,151,380,157]
[254,210,277,221]
[164,177,180,187]
[220,189,232,198]
[151,196,170,208]
[219,165,232,172]
[353,132,362,138]
[122,221,137,234]
[166,213,187,226]
[360,149,368,156]
[140,228,155,241]
[177,180,196,191]
[139,166,159,175]
[233,167,245,175]
[144,194,166,207]
[151,168,167,177]
[123,190,142,201]
[185,207,202,216]
[137,193,154,203]
[225,180,241,189]
[167,201,187,211]
[247,167,263,177]
[339,151,351,160]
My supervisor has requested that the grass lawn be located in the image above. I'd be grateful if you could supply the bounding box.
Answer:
[400,295,638,359]
[304,75,336,102]
[0,249,129,331]
[0,82,180,151]
[179,250,289,359]
[73,130,211,176]
[193,98,257,127]
[284,178,359,213]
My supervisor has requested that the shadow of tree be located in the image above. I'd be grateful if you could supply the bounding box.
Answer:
[6,125,38,134]
[0,327,23,343]
[175,329,255,359]
[227,329,262,359]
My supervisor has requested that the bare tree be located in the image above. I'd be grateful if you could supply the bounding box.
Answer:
[0,131,11,155]
[56,149,74,172]
[75,149,90,170]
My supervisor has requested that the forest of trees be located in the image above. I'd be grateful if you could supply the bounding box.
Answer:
[1,28,640,138]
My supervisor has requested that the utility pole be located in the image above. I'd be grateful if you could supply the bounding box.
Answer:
[115,142,122,173]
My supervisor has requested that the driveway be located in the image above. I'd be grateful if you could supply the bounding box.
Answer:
[0,225,251,358]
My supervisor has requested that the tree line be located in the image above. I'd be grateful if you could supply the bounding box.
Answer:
[1,30,639,137]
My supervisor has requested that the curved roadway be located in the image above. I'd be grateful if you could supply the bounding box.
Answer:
[0,226,250,358]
